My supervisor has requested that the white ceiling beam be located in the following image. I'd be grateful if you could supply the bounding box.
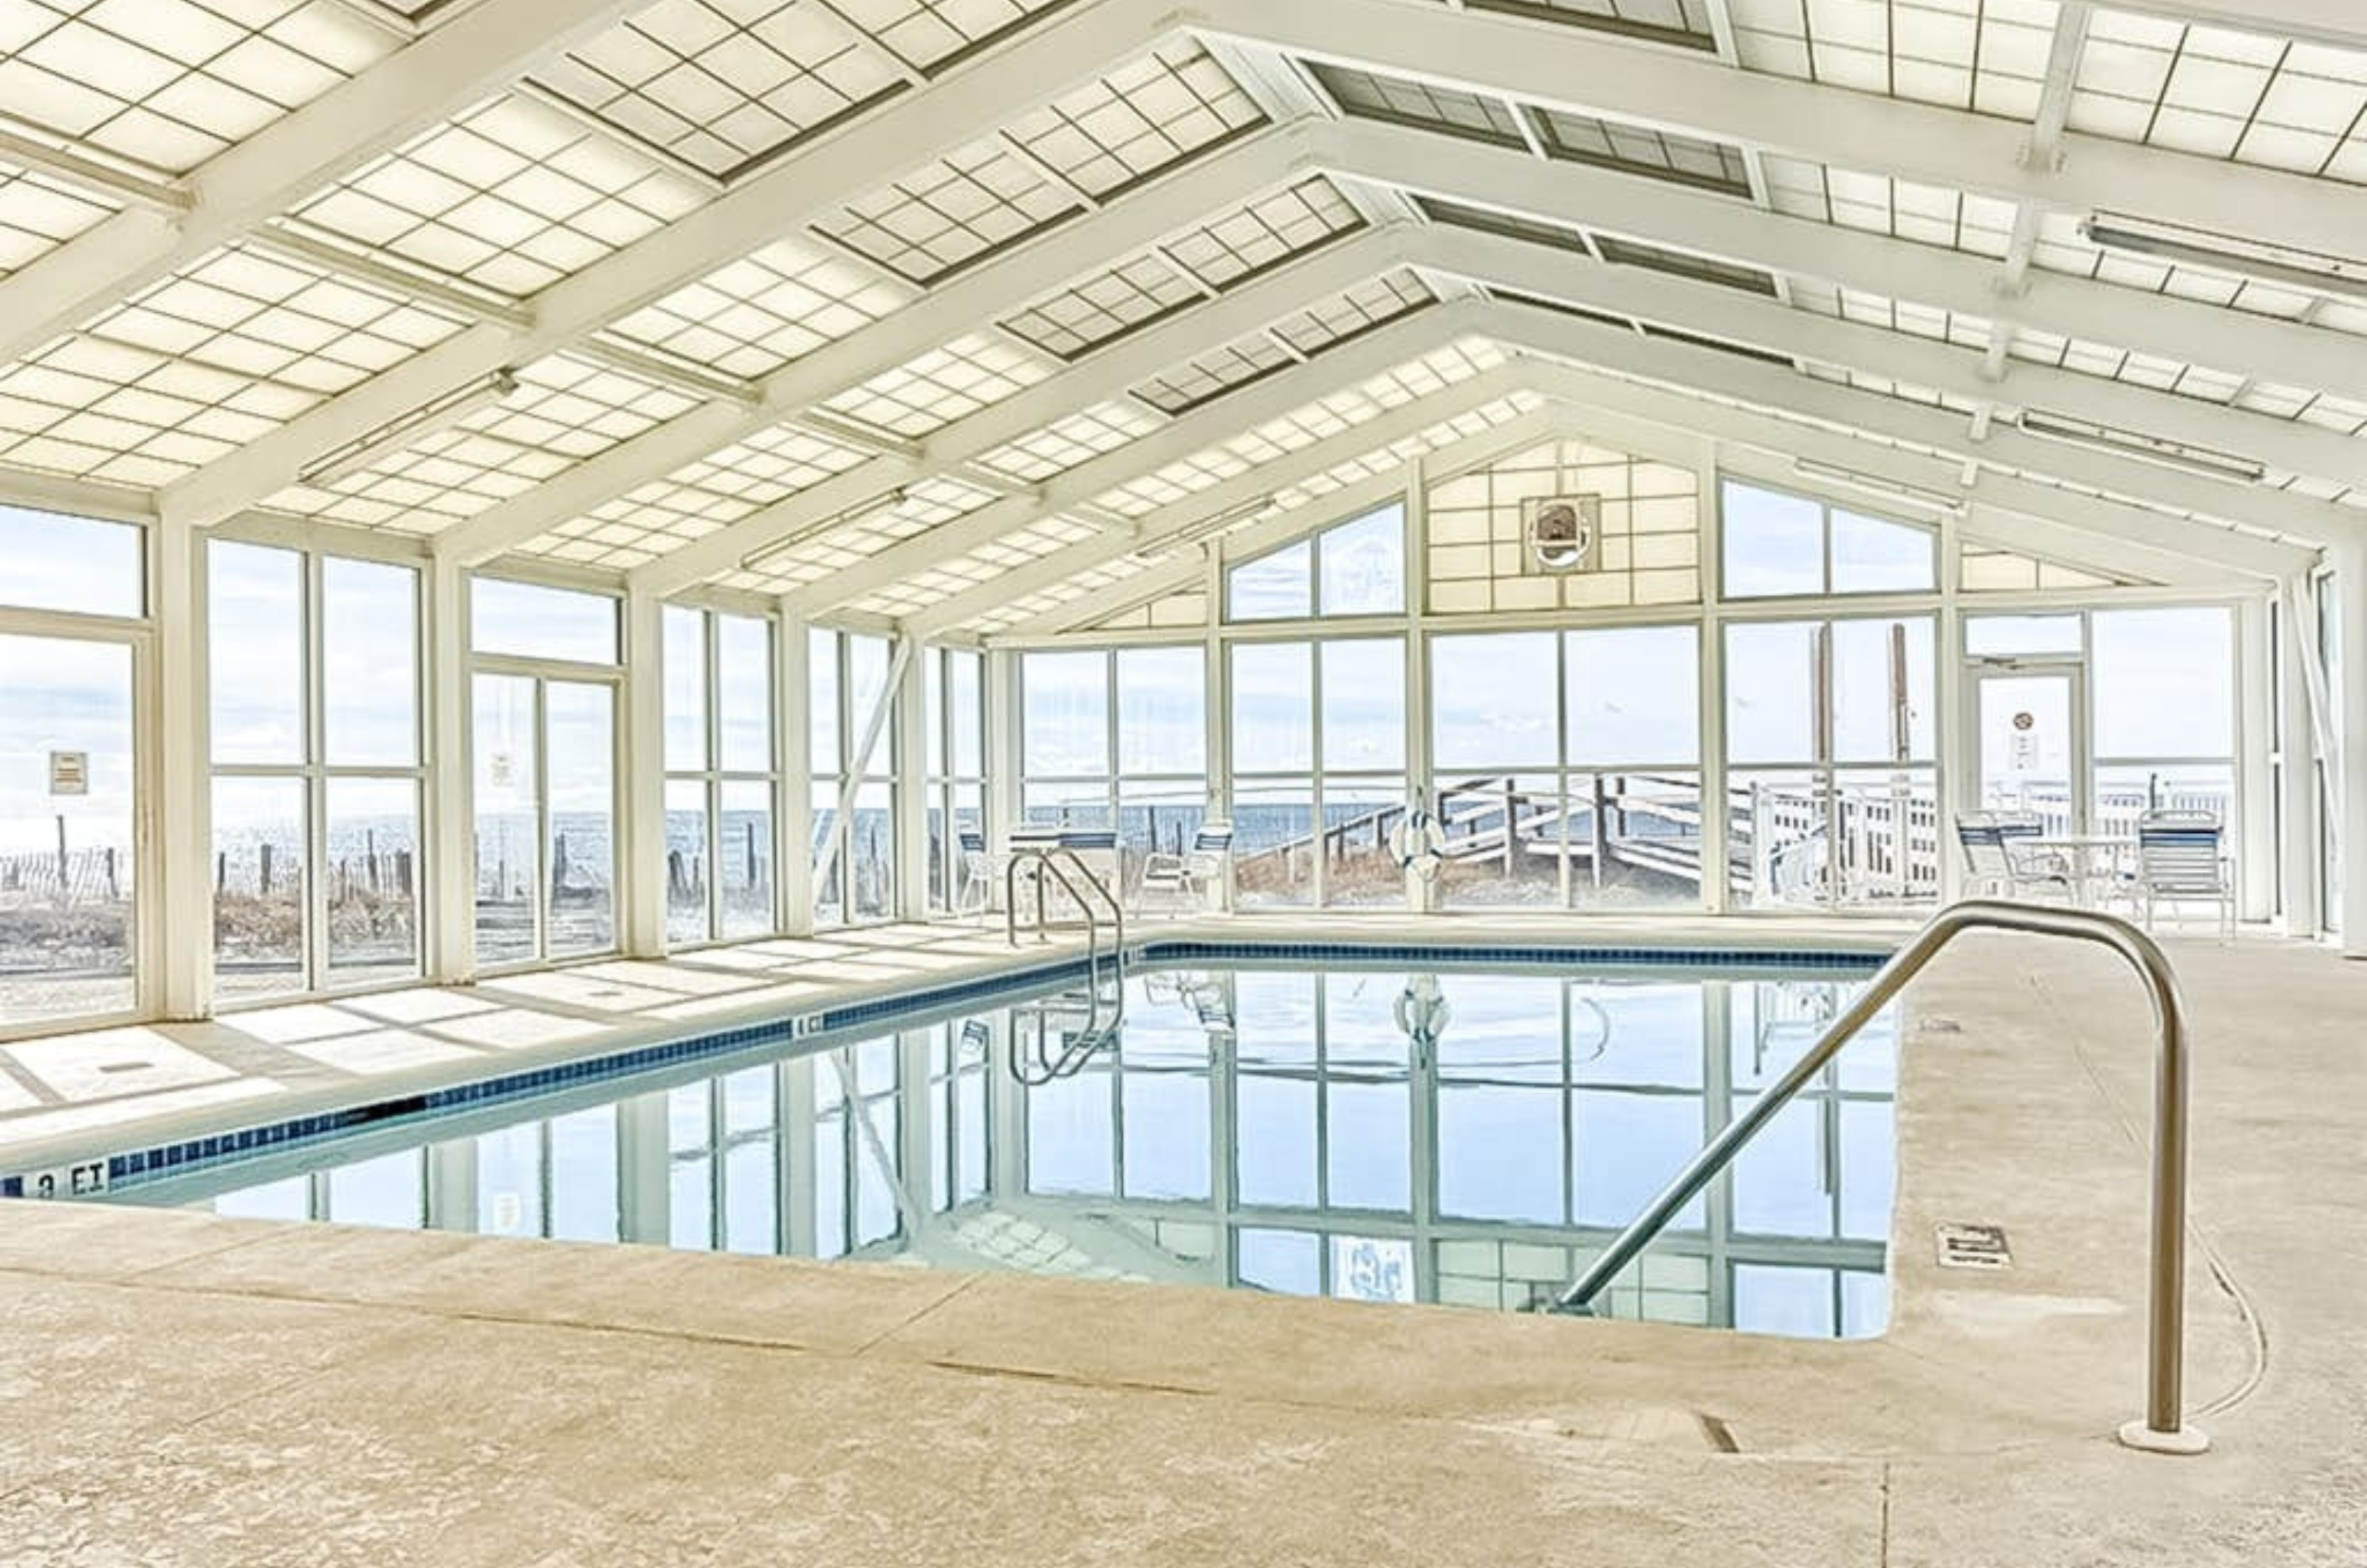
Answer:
[897,356,1530,635]
[0,118,187,214]
[1197,0,2367,260]
[0,0,646,367]
[157,0,1179,531]
[1512,365,2299,584]
[1420,224,2367,495]
[1490,297,2340,563]
[2110,1,2367,51]
[789,301,1490,617]
[1310,120,2367,410]
[627,218,1411,594]
[997,405,1565,637]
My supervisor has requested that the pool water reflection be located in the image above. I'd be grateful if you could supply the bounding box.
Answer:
[158,962,1898,1341]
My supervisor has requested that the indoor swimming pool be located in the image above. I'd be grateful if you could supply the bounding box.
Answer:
[96,955,1901,1341]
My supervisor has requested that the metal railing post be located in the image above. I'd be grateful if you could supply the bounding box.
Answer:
[1548,899,2207,1455]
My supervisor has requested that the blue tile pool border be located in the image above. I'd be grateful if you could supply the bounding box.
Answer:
[0,938,1887,1198]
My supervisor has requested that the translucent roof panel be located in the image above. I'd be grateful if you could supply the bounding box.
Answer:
[826,0,1071,74]
[999,252,1204,359]
[600,236,914,380]
[972,400,1166,484]
[723,474,1001,592]
[1760,155,2017,257]
[0,160,118,280]
[286,94,710,298]
[820,333,1056,439]
[2027,211,2331,320]
[512,422,876,570]
[814,44,1261,283]
[0,0,398,174]
[1130,333,1295,416]
[1305,61,1529,148]
[1266,391,1544,515]
[535,1,904,180]
[1099,339,1509,515]
[851,515,1103,616]
[1164,178,1365,289]
[1788,281,1994,351]
[1729,0,2059,121]
[263,354,705,534]
[2069,14,2367,180]
[1269,269,1436,355]
[0,242,470,487]
[1462,0,1717,50]
[1529,104,1753,193]
[1595,236,1780,295]
[1417,195,1595,254]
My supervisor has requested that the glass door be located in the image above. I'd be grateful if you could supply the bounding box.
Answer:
[0,632,140,1028]
[472,674,616,968]
[1972,669,2084,832]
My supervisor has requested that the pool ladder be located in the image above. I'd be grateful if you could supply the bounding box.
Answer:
[1547,899,2208,1456]
[1004,845,1125,1084]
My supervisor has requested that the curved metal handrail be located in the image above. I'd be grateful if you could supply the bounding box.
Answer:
[1550,899,2207,1455]
[1004,844,1127,1061]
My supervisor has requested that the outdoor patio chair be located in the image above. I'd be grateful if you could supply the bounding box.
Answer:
[2131,810,2235,939]
[1137,821,1232,915]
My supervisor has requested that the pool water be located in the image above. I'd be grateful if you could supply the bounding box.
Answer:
[115,960,1900,1340]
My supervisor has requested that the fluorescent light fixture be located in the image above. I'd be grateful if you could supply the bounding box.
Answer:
[739,488,909,573]
[2014,408,2267,484]
[300,371,519,489]
[1791,458,1965,516]
[2079,212,2367,303]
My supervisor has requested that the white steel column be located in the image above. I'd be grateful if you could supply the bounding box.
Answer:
[2277,577,2323,937]
[1203,547,1234,914]
[1401,457,1435,914]
[1935,510,1967,905]
[895,640,930,922]
[2338,538,2367,956]
[1693,435,1731,915]
[153,516,212,1018]
[777,604,814,936]
[985,647,1023,855]
[620,590,668,956]
[425,557,474,981]
[2236,594,2278,924]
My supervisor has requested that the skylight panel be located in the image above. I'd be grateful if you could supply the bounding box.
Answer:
[1304,62,1528,147]
[827,0,1071,73]
[266,354,704,533]
[286,94,709,298]
[601,236,913,379]
[1130,334,1295,416]
[999,253,1203,359]
[1462,0,1718,50]
[1528,104,1752,194]
[813,133,1081,282]
[848,516,1102,615]
[516,423,876,569]
[820,334,1056,439]
[1164,178,1365,288]
[2070,15,2367,180]
[1596,236,1780,295]
[733,475,1001,591]
[1793,283,1993,349]
[1417,195,1593,254]
[2027,212,2327,319]
[0,0,396,174]
[973,402,1164,484]
[999,41,1263,199]
[1759,155,2016,258]
[1269,270,1436,354]
[0,240,471,487]
[0,160,119,278]
[535,1,903,181]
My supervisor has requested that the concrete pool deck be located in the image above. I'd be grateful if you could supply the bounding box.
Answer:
[0,923,2360,1564]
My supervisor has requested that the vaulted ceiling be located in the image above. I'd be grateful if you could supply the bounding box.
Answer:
[2,0,2360,635]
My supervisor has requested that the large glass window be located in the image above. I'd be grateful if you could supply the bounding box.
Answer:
[662,606,779,945]
[1429,626,1702,909]
[0,507,143,619]
[1019,646,1209,897]
[922,647,986,915]
[1226,503,1407,622]
[1721,479,1936,600]
[470,576,619,966]
[2092,605,2237,834]
[809,628,899,925]
[1725,615,1938,910]
[1230,637,1403,907]
[209,542,423,1001]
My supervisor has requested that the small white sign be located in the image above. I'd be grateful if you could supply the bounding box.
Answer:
[22,1159,109,1200]
[48,750,88,797]
[1934,1222,2011,1271]
[489,751,515,788]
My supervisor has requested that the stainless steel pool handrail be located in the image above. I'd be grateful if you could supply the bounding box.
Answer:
[1550,899,2208,1455]
[1004,845,1127,1032]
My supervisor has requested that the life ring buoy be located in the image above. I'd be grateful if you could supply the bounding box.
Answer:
[1388,801,1448,879]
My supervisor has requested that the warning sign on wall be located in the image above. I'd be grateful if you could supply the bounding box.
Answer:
[48,751,88,796]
